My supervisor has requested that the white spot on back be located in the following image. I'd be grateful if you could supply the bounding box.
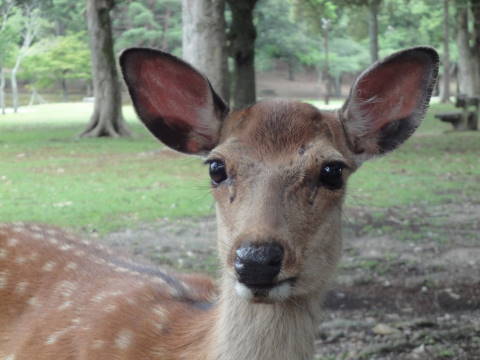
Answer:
[60,244,73,251]
[15,281,29,295]
[27,296,40,307]
[114,329,133,350]
[48,238,59,245]
[0,248,8,259]
[15,256,27,264]
[65,262,78,271]
[5,354,15,360]
[42,261,56,272]
[32,233,44,240]
[12,226,25,233]
[55,281,77,297]
[58,301,73,310]
[0,271,9,289]
[92,340,105,349]
[7,238,18,247]
[74,250,86,257]
[104,304,117,313]
[31,225,42,232]
[151,305,169,331]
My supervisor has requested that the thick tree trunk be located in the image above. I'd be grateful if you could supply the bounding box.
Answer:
[81,0,129,138]
[456,4,476,96]
[470,0,480,94]
[182,0,227,99]
[226,0,258,110]
[440,0,451,103]
[368,0,381,63]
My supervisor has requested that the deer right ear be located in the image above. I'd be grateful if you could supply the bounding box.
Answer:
[120,48,229,154]
[341,47,439,164]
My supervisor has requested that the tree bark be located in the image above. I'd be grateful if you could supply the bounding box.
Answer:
[470,0,480,94]
[440,0,451,103]
[322,22,330,105]
[368,0,381,63]
[226,0,258,110]
[456,3,476,96]
[61,75,69,102]
[81,0,130,138]
[182,0,227,99]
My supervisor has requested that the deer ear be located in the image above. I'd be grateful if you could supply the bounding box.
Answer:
[120,48,229,154]
[341,47,439,163]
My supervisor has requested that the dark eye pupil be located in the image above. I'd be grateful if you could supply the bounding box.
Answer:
[209,160,227,184]
[319,162,344,189]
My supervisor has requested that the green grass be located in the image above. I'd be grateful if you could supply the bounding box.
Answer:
[0,103,213,233]
[1,101,479,234]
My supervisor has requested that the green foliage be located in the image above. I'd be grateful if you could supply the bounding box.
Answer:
[0,3,22,67]
[20,33,91,90]
[113,0,182,54]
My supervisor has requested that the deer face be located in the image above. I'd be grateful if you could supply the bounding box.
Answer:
[120,47,438,303]
[209,101,353,302]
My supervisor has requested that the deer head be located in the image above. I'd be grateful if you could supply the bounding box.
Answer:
[120,47,438,304]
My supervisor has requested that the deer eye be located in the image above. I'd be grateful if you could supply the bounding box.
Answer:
[319,162,345,190]
[208,160,227,185]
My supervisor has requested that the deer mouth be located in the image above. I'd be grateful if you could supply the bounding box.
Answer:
[234,278,297,303]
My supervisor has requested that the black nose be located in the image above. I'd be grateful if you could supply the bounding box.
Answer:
[234,243,284,287]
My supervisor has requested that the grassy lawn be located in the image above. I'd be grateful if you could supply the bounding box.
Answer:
[1,101,479,234]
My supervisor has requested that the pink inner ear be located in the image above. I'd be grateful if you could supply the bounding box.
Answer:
[132,55,211,134]
[357,60,424,132]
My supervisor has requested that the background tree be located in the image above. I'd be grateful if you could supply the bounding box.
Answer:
[0,1,21,114]
[11,1,42,113]
[440,0,451,102]
[21,33,91,101]
[226,0,259,109]
[182,0,228,100]
[82,0,129,137]
[113,0,182,53]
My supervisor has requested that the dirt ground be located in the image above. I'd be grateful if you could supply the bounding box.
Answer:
[100,200,480,360]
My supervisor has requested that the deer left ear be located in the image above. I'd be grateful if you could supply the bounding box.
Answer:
[341,47,439,163]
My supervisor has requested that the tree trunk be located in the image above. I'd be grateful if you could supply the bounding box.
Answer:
[368,0,381,63]
[440,0,451,103]
[287,57,295,81]
[226,0,258,110]
[182,0,227,100]
[61,76,69,102]
[160,8,171,51]
[471,0,480,94]
[322,27,330,105]
[456,3,476,96]
[81,0,129,138]
[11,67,19,112]
[0,67,5,115]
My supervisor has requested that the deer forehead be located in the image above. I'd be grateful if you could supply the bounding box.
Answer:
[217,100,352,165]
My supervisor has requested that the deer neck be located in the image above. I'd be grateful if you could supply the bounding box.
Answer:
[206,276,321,360]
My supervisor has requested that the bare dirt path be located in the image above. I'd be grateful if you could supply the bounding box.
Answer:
[100,201,480,360]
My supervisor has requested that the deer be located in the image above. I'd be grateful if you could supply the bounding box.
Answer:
[0,46,438,360]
